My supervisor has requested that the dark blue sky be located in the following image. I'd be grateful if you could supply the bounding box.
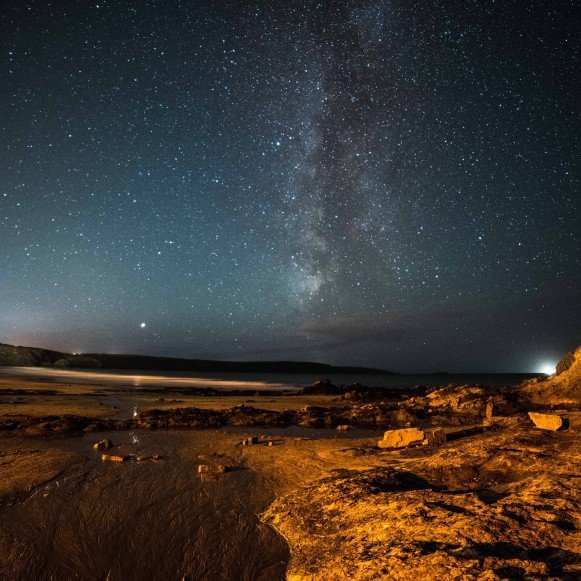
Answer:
[1,1,579,372]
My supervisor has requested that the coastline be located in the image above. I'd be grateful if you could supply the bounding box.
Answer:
[1,364,580,579]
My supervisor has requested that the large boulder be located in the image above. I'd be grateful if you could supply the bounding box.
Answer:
[101,454,129,462]
[528,412,568,431]
[198,464,229,474]
[301,379,341,395]
[556,351,575,376]
[519,343,581,405]
[378,427,425,449]
[401,384,512,426]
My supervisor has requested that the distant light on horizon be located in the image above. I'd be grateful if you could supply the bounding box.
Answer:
[538,362,557,375]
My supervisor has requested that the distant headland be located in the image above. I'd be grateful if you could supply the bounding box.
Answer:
[0,342,392,375]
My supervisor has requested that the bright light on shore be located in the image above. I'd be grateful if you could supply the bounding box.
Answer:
[538,362,557,375]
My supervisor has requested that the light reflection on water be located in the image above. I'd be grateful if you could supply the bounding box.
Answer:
[0,366,538,391]
[0,366,297,390]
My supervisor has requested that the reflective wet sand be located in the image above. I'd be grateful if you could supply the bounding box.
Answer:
[0,430,289,580]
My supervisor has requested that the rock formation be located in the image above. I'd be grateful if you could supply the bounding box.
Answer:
[519,343,581,405]
[264,419,581,580]
[0,343,63,367]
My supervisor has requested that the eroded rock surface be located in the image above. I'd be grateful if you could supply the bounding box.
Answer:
[264,423,581,580]
[519,344,581,406]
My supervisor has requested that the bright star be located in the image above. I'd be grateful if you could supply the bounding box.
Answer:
[140,322,146,329]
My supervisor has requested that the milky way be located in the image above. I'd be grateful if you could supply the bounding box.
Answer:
[1,1,579,371]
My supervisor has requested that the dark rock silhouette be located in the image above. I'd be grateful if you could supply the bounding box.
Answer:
[0,342,391,375]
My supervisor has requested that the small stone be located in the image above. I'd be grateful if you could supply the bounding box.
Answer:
[198,464,228,474]
[336,424,350,431]
[93,439,113,450]
[528,412,567,431]
[136,455,151,461]
[101,454,129,462]
[268,441,274,446]
[378,427,425,449]
[423,428,447,446]
[242,436,259,446]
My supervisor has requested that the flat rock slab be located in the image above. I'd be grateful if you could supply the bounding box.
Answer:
[528,412,568,431]
[378,427,425,449]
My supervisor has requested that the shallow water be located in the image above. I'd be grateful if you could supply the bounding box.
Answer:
[0,430,289,580]
[0,366,538,390]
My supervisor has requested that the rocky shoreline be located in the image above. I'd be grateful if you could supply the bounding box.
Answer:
[1,344,580,579]
[2,379,578,435]
[263,419,581,579]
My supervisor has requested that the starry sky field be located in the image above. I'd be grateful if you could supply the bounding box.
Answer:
[1,1,579,372]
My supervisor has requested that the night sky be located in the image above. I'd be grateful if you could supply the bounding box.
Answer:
[1,1,579,373]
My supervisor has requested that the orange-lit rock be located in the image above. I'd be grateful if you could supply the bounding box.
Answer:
[378,427,425,449]
[519,343,581,405]
[198,464,228,474]
[93,439,113,450]
[101,453,129,462]
[528,412,567,431]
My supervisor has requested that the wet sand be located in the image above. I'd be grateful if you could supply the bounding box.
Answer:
[0,430,290,580]
[0,373,338,422]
